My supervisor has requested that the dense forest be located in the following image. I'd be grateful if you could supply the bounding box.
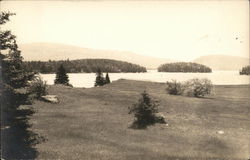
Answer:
[158,62,212,73]
[239,65,250,75]
[23,59,147,73]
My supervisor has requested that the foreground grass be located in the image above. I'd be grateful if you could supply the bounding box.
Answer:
[28,79,250,160]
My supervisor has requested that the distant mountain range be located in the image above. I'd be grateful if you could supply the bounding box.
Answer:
[19,43,249,70]
[193,55,249,71]
[19,43,174,69]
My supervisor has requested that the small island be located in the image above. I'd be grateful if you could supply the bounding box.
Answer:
[239,65,250,75]
[23,59,147,73]
[158,62,212,73]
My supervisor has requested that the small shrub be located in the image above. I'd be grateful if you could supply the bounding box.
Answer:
[28,75,48,99]
[128,91,160,129]
[184,78,213,97]
[166,80,184,95]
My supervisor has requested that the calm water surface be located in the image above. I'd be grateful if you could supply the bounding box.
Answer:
[41,70,249,88]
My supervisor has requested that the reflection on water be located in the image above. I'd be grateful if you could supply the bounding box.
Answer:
[41,70,249,88]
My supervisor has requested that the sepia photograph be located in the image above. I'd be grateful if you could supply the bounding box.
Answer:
[0,0,249,159]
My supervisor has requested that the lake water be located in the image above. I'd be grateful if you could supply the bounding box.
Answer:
[40,70,249,88]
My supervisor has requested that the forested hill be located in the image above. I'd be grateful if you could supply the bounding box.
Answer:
[23,59,147,73]
[19,43,174,69]
[158,62,212,73]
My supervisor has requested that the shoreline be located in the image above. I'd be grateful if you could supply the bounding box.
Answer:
[47,79,250,89]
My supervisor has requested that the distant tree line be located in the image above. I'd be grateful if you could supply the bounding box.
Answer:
[23,59,147,73]
[239,65,250,75]
[158,62,212,73]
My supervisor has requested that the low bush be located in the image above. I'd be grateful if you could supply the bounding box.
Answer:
[184,78,213,97]
[128,91,164,129]
[166,78,213,98]
[28,75,48,99]
[166,80,184,95]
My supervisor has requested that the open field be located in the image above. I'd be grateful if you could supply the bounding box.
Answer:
[27,79,250,160]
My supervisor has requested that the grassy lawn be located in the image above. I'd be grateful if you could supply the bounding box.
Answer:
[27,79,250,160]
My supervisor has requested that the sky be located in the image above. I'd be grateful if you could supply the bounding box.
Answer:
[1,0,249,61]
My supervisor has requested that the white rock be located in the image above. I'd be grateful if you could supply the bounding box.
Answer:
[217,130,224,134]
[155,112,167,124]
[41,95,59,103]
[155,113,166,119]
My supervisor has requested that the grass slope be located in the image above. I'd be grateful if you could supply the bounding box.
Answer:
[28,80,250,160]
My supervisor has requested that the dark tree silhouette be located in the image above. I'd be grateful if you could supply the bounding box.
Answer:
[94,68,105,87]
[1,11,34,113]
[240,65,250,75]
[129,91,160,128]
[54,64,69,85]
[23,59,147,73]
[1,11,44,159]
[105,72,111,84]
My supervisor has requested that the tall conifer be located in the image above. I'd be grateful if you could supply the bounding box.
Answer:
[0,13,42,159]
[94,68,105,87]
[105,72,110,84]
[1,12,34,113]
[54,64,69,85]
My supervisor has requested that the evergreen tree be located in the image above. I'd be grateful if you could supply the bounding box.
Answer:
[128,91,159,128]
[94,68,105,87]
[1,12,34,113]
[1,11,45,159]
[105,72,110,84]
[54,64,69,85]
